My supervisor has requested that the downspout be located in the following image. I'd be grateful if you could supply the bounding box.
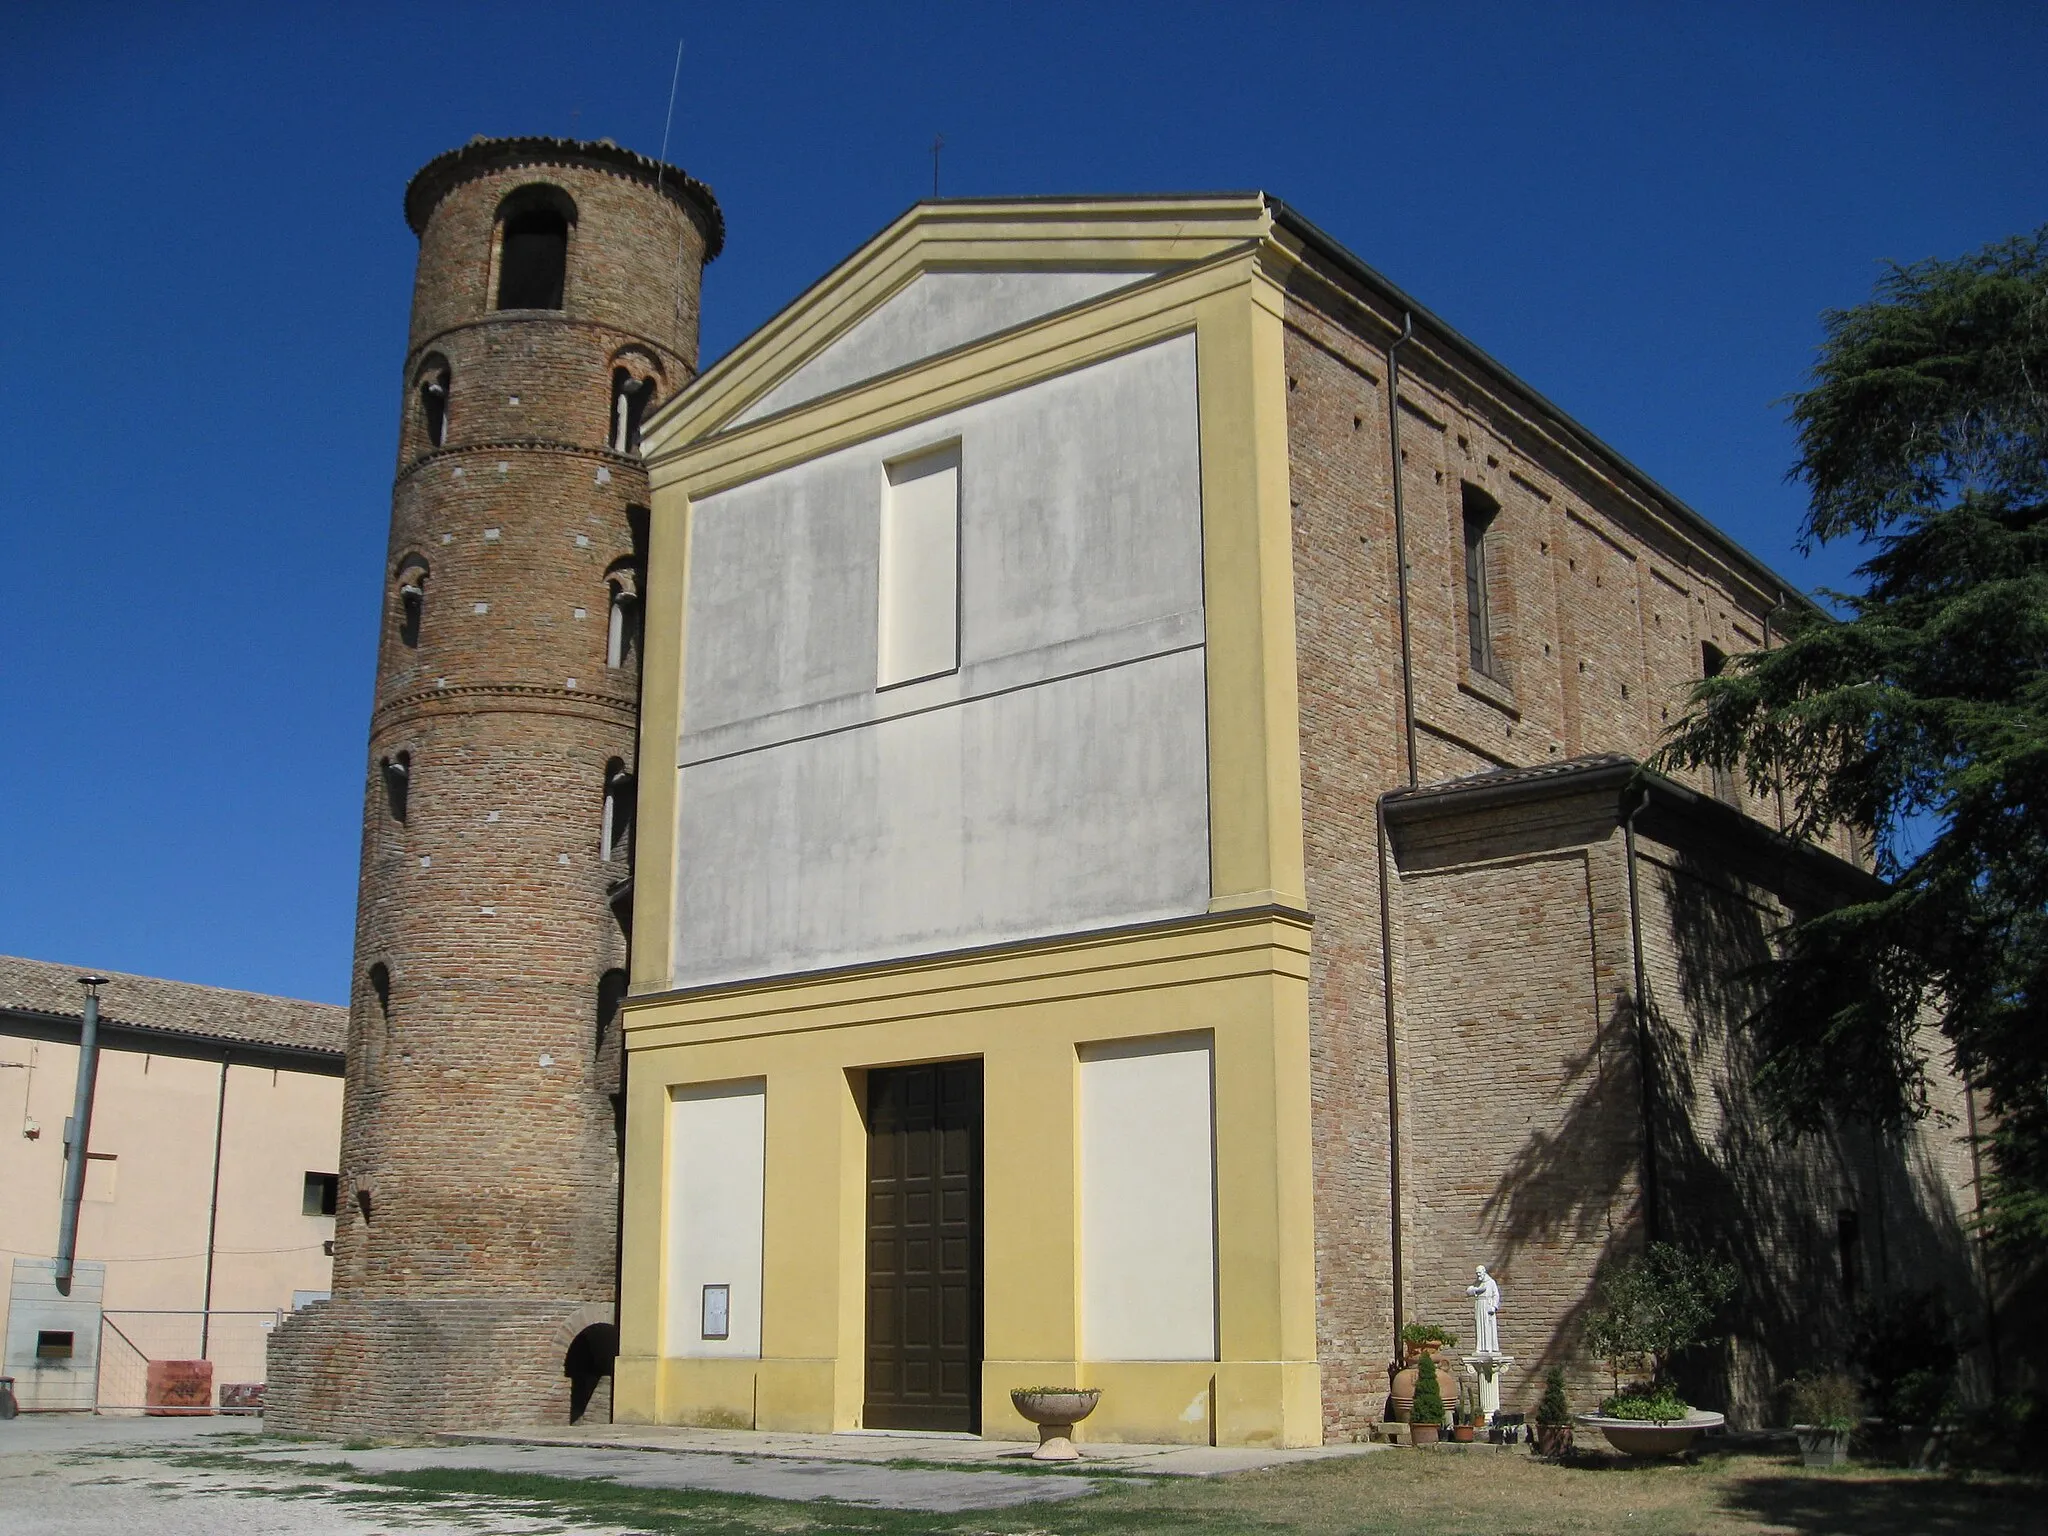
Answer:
[54,976,109,1295]
[199,1052,229,1358]
[1388,313,1418,791]
[1623,788,1661,1243]
[1379,311,1417,1355]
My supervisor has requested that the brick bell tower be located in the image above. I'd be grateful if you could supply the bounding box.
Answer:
[269,137,721,1432]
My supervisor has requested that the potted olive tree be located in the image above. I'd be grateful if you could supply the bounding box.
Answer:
[1787,1372,1860,1468]
[1577,1243,1737,1458]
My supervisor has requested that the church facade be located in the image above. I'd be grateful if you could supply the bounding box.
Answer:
[613,196,1982,1444]
[270,143,1984,1441]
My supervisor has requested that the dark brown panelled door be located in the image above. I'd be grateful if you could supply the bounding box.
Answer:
[864,1060,983,1431]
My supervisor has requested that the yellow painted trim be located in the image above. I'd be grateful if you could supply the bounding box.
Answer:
[615,912,1321,1447]
[1192,269,1308,913]
[641,196,1274,453]
[629,476,691,992]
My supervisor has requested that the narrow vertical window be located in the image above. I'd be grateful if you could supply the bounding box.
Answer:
[877,444,961,688]
[1461,484,1501,680]
[1702,643,1738,805]
[606,563,641,669]
[416,356,451,448]
[595,968,629,1051]
[395,556,429,648]
[1836,1208,1862,1298]
[602,760,636,863]
[380,751,410,823]
[611,369,655,453]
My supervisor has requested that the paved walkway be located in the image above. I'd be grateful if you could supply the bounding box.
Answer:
[445,1418,1382,1478]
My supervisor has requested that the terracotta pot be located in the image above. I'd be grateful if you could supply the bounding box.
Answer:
[1410,1421,1442,1446]
[1387,1361,1419,1423]
[1452,1423,1475,1442]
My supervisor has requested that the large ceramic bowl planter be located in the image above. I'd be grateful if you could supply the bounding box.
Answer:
[1794,1425,1851,1468]
[1576,1410,1724,1458]
[1011,1388,1102,1461]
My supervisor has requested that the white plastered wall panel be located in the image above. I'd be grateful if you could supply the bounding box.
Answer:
[1079,1034,1217,1361]
[674,334,1207,988]
[664,1081,766,1359]
[730,268,1163,426]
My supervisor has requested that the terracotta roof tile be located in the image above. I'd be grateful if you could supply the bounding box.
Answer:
[0,955,345,1057]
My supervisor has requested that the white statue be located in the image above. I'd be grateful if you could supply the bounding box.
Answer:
[1466,1265,1502,1356]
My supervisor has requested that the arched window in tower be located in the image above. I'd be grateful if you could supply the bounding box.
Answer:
[415,354,451,448]
[381,751,411,823]
[494,186,576,311]
[601,759,636,863]
[395,554,430,648]
[611,369,655,452]
[605,560,641,669]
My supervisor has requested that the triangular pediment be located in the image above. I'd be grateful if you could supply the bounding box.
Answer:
[642,195,1274,456]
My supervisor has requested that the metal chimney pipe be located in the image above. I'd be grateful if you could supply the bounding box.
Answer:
[54,975,109,1295]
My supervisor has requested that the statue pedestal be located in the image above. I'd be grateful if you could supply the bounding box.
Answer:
[1462,1351,1515,1420]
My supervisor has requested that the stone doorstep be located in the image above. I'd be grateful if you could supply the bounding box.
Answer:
[438,1423,1386,1478]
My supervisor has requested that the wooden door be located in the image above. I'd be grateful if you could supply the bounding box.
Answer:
[864,1060,982,1431]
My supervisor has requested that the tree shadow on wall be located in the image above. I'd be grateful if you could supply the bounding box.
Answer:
[1476,996,1643,1387]
[1652,855,1978,1414]
[1476,851,1978,1417]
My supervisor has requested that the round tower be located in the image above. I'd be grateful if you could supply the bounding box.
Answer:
[269,137,721,1432]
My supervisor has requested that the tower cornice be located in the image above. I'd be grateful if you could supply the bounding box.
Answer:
[405,135,724,260]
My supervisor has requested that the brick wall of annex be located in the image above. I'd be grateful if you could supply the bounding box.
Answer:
[1281,269,1865,1440]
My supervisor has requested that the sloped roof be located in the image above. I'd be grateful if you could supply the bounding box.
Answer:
[0,954,345,1058]
[1382,753,1640,806]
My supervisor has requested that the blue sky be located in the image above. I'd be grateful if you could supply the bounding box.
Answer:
[2,2,2041,1004]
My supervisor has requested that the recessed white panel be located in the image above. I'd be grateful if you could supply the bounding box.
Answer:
[878,446,960,687]
[664,1081,766,1358]
[1081,1035,1216,1361]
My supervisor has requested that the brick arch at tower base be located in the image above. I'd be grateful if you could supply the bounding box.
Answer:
[265,1295,614,1434]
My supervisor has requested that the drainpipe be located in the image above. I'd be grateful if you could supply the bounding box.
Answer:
[54,976,109,1295]
[1387,312,1418,791]
[199,1052,229,1357]
[1377,803,1406,1352]
[1622,788,1661,1243]
[1379,311,1417,1358]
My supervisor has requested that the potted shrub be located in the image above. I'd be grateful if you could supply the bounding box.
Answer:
[1576,1242,1736,1457]
[1401,1321,1458,1361]
[1787,1371,1860,1468]
[1410,1351,1447,1445]
[1534,1366,1574,1458]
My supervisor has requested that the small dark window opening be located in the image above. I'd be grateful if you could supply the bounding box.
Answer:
[602,760,636,863]
[36,1330,74,1361]
[368,961,391,1019]
[1702,643,1739,804]
[396,557,429,648]
[607,575,641,669]
[303,1171,340,1217]
[596,967,629,1051]
[381,751,410,823]
[1837,1209,1862,1299]
[417,362,450,448]
[1462,484,1503,680]
[498,207,569,310]
[611,369,655,453]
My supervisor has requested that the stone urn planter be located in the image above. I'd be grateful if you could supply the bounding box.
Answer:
[1011,1388,1102,1461]
[1794,1425,1851,1468]
[1576,1410,1724,1458]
